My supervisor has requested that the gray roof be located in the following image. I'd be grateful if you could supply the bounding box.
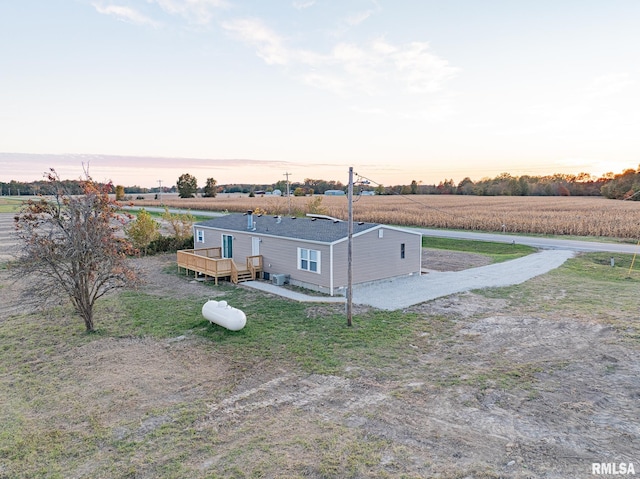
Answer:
[196,213,379,243]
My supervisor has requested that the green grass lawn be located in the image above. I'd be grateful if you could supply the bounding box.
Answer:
[0,197,25,213]
[119,208,212,223]
[422,236,536,262]
[103,283,417,376]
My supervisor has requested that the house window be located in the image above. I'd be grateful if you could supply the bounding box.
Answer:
[400,243,405,259]
[298,248,320,273]
[222,234,233,258]
[196,229,205,243]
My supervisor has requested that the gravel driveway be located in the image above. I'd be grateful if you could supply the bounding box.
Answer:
[248,248,575,310]
[352,249,575,310]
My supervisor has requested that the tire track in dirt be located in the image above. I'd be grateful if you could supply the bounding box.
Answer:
[0,214,22,318]
[200,372,389,428]
[0,213,17,262]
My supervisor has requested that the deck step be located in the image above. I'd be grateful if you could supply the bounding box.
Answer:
[234,270,254,284]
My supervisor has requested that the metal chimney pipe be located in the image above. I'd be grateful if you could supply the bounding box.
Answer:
[247,210,253,230]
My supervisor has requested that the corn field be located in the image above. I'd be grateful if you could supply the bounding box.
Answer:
[132,195,640,239]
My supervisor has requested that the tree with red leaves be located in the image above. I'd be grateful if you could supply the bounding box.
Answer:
[13,168,140,332]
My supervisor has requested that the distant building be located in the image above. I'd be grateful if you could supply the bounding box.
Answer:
[324,190,346,196]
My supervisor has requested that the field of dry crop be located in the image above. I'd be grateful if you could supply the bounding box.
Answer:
[132,195,640,239]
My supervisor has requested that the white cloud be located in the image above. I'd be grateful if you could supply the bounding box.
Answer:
[325,0,380,38]
[344,0,380,26]
[224,16,458,104]
[306,39,457,97]
[292,0,316,10]
[583,73,634,99]
[300,72,346,94]
[332,42,366,63]
[150,0,229,25]
[372,38,396,55]
[93,0,228,26]
[92,3,160,27]
[345,10,373,26]
[222,18,289,65]
[348,105,385,115]
[400,102,456,123]
[394,42,458,93]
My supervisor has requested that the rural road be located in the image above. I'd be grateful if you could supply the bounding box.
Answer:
[416,227,640,254]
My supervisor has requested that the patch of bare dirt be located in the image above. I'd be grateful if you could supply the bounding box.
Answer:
[129,253,217,300]
[407,291,510,318]
[187,308,639,478]
[58,336,232,429]
[422,247,493,272]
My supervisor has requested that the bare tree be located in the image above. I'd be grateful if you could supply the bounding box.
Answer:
[13,169,139,332]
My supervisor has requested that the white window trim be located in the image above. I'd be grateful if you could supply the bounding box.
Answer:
[297,247,321,274]
[196,229,205,243]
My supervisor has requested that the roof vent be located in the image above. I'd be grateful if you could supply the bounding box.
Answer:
[276,216,282,224]
[247,210,254,230]
[306,214,342,222]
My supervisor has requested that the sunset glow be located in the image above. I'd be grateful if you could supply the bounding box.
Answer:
[1,1,638,187]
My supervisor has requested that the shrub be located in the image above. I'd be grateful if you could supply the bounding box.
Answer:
[124,208,160,255]
[146,235,194,255]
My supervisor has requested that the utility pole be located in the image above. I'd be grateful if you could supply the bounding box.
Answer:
[157,180,162,201]
[346,167,353,327]
[284,172,292,215]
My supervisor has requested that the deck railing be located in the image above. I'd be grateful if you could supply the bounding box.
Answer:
[177,248,262,285]
[247,255,263,278]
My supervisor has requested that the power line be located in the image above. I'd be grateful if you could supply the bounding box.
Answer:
[355,173,463,218]
[353,172,506,232]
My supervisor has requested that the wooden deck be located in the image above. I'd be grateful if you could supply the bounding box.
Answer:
[176,247,263,285]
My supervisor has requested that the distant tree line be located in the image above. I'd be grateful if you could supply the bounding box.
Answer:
[386,172,606,197]
[599,168,640,200]
[5,167,639,199]
[0,179,92,196]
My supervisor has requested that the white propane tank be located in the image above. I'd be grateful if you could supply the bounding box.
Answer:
[202,300,247,331]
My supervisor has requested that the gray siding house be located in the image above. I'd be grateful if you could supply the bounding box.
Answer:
[192,211,422,296]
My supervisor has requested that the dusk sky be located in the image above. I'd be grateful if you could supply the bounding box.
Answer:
[1,1,639,188]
